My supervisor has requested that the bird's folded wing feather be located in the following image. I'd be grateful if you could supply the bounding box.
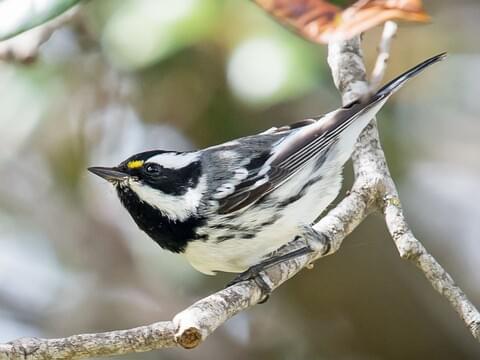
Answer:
[215,98,379,214]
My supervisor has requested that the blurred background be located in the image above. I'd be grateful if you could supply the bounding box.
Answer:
[0,0,479,359]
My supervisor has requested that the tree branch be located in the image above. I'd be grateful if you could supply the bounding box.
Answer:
[1,23,478,360]
[384,196,480,341]
[0,323,177,359]
[328,26,480,342]
[369,20,398,91]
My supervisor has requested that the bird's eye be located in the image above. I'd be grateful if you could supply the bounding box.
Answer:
[144,163,160,175]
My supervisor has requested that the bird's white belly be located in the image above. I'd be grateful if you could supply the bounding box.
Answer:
[184,222,299,274]
[183,163,342,275]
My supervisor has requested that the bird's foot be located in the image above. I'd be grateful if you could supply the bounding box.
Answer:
[299,225,331,255]
[224,226,329,303]
[226,264,272,304]
[225,245,316,303]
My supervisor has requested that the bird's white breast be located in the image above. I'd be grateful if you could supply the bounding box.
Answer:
[183,160,342,274]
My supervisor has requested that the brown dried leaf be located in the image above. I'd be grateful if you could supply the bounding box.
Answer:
[254,0,430,43]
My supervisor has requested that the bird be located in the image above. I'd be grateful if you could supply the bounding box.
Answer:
[89,53,445,292]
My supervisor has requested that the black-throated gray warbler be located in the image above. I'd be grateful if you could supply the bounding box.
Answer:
[89,53,445,289]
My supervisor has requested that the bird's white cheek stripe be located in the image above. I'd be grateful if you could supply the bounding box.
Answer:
[128,175,206,221]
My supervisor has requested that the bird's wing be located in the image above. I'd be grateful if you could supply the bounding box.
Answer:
[213,52,447,214]
[213,100,369,214]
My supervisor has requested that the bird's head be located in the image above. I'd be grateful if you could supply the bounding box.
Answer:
[88,150,204,221]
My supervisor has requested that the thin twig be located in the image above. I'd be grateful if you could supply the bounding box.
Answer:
[369,20,398,91]
[383,183,480,341]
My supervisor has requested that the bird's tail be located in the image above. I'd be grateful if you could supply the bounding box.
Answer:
[341,52,447,129]
[374,52,446,98]
[263,53,447,179]
[310,52,446,166]
[318,52,446,136]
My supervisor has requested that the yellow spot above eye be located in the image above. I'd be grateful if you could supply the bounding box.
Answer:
[127,160,144,169]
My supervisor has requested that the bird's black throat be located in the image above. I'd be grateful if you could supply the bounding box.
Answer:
[116,185,205,253]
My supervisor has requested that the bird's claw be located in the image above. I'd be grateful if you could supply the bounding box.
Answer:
[226,265,272,304]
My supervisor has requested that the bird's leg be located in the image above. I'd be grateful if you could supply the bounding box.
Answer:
[226,225,331,303]
[226,246,314,303]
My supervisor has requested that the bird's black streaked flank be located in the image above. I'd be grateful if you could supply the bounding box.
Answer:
[89,53,446,292]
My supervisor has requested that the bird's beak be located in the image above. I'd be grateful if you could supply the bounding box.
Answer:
[88,166,128,182]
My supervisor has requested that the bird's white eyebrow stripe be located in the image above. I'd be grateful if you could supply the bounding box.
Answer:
[148,152,199,169]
